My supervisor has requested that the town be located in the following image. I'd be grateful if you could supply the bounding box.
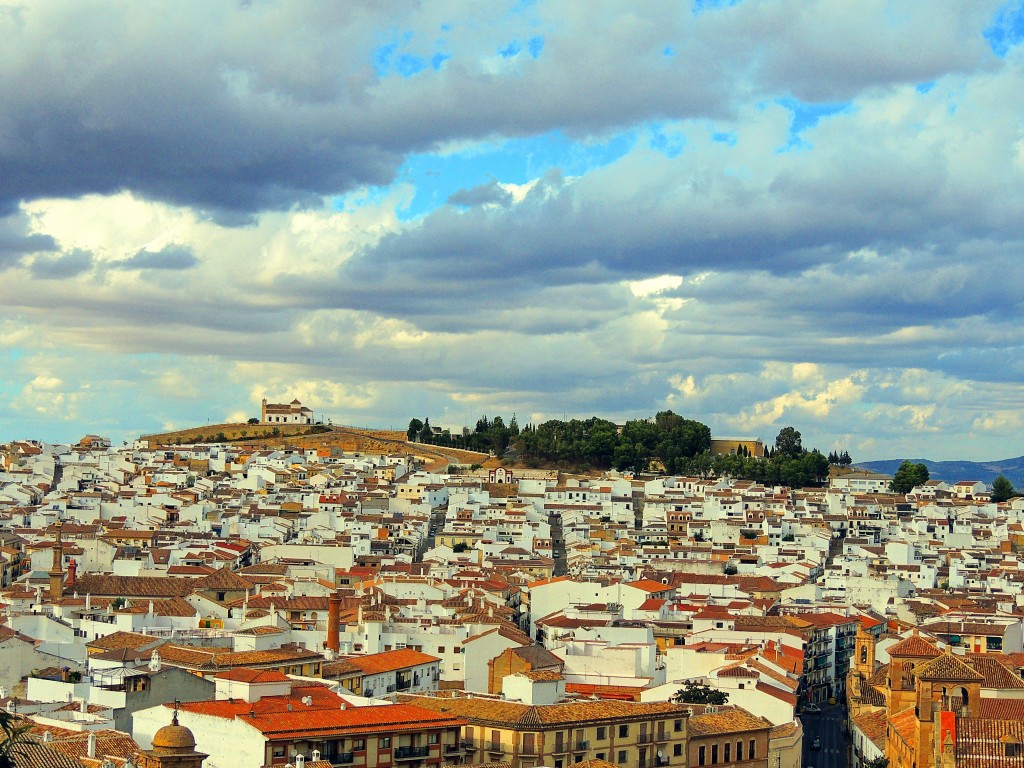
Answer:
[1,406,1022,768]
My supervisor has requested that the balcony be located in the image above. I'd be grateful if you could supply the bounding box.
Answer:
[575,741,589,751]
[395,746,430,760]
[332,753,354,764]
[638,734,653,744]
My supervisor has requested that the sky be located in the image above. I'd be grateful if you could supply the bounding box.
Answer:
[1,0,1023,462]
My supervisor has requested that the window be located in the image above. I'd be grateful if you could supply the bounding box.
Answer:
[597,754,606,761]
[749,739,756,759]
[429,733,439,744]
[523,733,536,754]
[619,725,629,738]
[273,746,285,758]
[724,743,730,762]
[438,646,445,653]
[353,739,366,752]
[674,720,683,732]
[674,744,683,757]
[698,746,706,766]
[597,727,607,740]
[712,744,718,764]
[379,737,391,749]
[1007,743,1022,758]
[737,741,743,761]
[618,750,628,764]
[554,761,563,768]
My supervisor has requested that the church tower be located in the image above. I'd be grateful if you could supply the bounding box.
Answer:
[854,625,876,677]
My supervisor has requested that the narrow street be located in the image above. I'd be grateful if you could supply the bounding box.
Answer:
[800,703,848,768]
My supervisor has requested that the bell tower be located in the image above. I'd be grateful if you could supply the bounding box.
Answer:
[854,625,876,677]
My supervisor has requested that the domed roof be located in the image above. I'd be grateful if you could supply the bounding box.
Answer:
[152,712,196,752]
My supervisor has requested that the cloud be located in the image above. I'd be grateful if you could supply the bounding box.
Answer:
[29,249,93,280]
[0,1,1022,461]
[111,245,198,271]
[447,180,513,207]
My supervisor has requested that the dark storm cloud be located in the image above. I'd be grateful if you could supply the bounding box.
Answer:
[112,245,198,271]
[30,249,93,279]
[0,228,56,268]
[0,1,1000,216]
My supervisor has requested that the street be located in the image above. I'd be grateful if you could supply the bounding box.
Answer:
[800,702,848,768]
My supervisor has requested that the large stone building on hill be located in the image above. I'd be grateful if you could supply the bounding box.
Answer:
[260,398,313,425]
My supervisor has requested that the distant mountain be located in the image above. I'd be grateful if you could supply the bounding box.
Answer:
[854,456,1024,489]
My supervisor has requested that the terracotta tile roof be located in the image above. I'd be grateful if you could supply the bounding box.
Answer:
[769,722,800,739]
[86,631,160,652]
[887,632,942,659]
[980,699,1024,720]
[7,739,81,768]
[956,717,1024,767]
[402,694,694,727]
[686,706,773,737]
[563,684,643,701]
[181,697,463,739]
[344,649,439,675]
[915,652,985,682]
[194,567,255,590]
[215,668,291,683]
[72,574,196,598]
[45,730,141,762]
[627,579,672,593]
[852,709,888,750]
[521,669,563,681]
[965,655,1024,690]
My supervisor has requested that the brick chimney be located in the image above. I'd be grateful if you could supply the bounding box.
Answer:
[326,591,342,653]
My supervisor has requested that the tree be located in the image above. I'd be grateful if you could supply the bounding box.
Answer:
[247,417,259,425]
[407,418,424,442]
[671,681,729,705]
[864,758,889,768]
[890,461,929,494]
[0,710,30,768]
[774,427,803,457]
[991,475,1017,503]
[723,563,738,575]
[419,418,433,443]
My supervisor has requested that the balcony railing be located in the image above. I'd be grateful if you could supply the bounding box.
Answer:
[333,753,354,764]
[395,746,430,759]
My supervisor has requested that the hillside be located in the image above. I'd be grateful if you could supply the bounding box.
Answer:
[138,423,498,472]
[855,456,1024,488]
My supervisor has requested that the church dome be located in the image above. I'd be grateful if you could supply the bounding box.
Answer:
[152,714,196,752]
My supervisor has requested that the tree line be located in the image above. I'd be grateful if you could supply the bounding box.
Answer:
[408,413,845,487]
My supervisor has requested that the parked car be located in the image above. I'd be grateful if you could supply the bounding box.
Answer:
[803,702,821,713]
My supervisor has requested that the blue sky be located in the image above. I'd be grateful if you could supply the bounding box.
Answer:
[1,0,1023,462]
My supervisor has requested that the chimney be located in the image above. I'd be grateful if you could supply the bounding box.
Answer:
[66,558,77,589]
[79,699,88,714]
[48,521,65,600]
[87,732,96,758]
[326,591,342,653]
[296,755,305,768]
